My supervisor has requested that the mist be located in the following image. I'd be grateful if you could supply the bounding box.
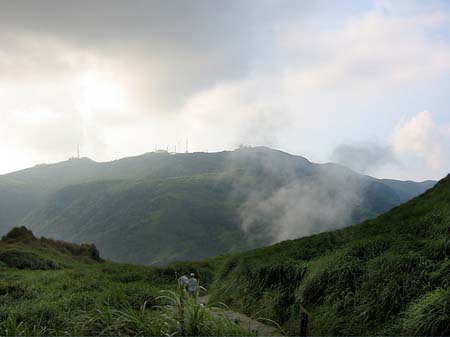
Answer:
[228,148,367,245]
[331,143,396,175]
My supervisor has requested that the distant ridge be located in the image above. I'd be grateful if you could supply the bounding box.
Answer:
[0,146,437,264]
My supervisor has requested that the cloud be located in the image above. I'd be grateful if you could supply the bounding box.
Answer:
[0,1,309,113]
[0,0,450,180]
[331,143,396,174]
[281,10,450,94]
[392,111,450,171]
[233,149,364,244]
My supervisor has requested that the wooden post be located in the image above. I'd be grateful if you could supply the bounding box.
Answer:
[299,305,310,336]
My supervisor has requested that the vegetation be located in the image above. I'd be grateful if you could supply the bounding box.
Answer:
[203,174,450,336]
[0,147,434,265]
[0,149,444,336]
[0,170,448,335]
[0,228,252,336]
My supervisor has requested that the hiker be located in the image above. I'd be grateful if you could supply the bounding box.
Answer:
[187,273,197,297]
[178,274,188,289]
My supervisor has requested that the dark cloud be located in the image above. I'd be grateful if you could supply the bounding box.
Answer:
[0,0,310,111]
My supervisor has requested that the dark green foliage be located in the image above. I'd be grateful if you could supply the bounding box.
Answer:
[1,226,36,243]
[206,174,450,336]
[0,251,59,270]
[39,237,102,262]
[0,230,252,336]
[402,288,450,336]
[0,147,435,265]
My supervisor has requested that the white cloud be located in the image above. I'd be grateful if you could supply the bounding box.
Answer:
[392,111,450,171]
[281,11,450,94]
[0,1,450,181]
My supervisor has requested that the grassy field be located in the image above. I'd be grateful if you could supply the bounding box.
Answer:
[0,227,251,336]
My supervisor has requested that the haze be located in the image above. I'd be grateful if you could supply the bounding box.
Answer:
[1,0,450,181]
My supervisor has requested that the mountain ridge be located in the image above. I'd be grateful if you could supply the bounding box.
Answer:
[0,147,437,264]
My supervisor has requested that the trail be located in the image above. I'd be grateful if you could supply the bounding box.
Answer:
[199,295,282,336]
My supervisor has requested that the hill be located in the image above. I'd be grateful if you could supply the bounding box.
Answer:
[0,227,251,336]
[25,174,248,264]
[0,147,436,264]
[201,173,450,336]
[2,174,449,335]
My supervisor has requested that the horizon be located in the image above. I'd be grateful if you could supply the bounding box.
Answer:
[0,145,442,183]
[1,0,450,181]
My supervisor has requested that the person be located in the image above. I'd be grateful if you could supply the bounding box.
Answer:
[187,273,197,297]
[178,274,188,289]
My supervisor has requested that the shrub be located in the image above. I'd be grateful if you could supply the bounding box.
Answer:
[0,282,35,301]
[402,288,450,336]
[40,238,102,262]
[300,254,363,306]
[1,227,36,243]
[347,238,391,261]
[0,251,59,270]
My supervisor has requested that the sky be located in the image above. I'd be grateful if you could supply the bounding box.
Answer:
[0,0,450,181]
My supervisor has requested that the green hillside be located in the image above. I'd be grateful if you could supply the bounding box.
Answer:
[1,147,436,264]
[24,165,433,265]
[1,174,449,336]
[0,177,40,236]
[26,174,249,265]
[0,227,250,336]
[201,174,450,336]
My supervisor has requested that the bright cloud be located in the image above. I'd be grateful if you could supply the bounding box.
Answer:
[393,111,450,171]
[0,1,449,180]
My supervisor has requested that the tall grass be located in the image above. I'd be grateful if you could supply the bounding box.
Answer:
[157,288,253,336]
[207,177,450,335]
[402,288,450,336]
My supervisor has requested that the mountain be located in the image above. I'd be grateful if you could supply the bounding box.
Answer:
[0,147,436,264]
[0,176,41,236]
[2,174,449,336]
[205,174,450,336]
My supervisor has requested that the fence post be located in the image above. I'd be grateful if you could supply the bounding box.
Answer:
[299,305,310,336]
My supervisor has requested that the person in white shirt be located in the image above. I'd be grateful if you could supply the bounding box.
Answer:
[187,273,197,297]
[179,274,188,289]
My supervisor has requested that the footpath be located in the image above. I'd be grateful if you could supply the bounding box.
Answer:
[198,295,282,336]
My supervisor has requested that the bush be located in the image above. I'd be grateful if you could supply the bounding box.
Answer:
[40,238,102,262]
[0,251,59,270]
[0,282,35,301]
[300,254,363,306]
[402,288,450,336]
[1,227,36,243]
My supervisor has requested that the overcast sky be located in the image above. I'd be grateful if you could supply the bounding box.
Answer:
[1,0,450,181]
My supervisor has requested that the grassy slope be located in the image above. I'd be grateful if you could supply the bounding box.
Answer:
[1,174,448,336]
[0,147,432,234]
[0,227,245,336]
[25,173,249,265]
[2,148,436,265]
[204,174,450,336]
[24,167,434,265]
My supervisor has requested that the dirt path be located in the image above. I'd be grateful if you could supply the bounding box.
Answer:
[199,295,282,336]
